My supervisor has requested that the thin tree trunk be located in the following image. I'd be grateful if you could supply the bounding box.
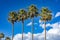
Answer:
[12,23,14,40]
[32,18,34,40]
[44,21,46,40]
[22,21,24,40]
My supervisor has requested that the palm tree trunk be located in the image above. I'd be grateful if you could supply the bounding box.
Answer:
[22,20,24,40]
[44,21,46,40]
[32,18,34,40]
[12,23,14,40]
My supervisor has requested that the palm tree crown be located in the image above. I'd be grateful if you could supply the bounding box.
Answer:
[0,33,4,38]
[28,4,38,18]
[8,11,17,24]
[5,37,11,40]
[40,7,52,21]
[17,9,27,22]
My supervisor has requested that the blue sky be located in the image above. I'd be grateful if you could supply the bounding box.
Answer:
[0,0,60,39]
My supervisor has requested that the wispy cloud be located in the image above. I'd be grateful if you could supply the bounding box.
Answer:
[27,22,32,26]
[55,12,60,17]
[27,22,37,26]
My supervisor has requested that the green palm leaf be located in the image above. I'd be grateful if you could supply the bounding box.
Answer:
[5,37,11,40]
[0,33,4,38]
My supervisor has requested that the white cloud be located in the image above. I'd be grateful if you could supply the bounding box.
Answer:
[40,22,60,28]
[13,32,41,40]
[39,20,44,24]
[13,34,22,40]
[27,22,32,26]
[55,12,60,17]
[27,22,37,26]
[39,23,51,28]
[39,20,42,23]
[13,22,60,40]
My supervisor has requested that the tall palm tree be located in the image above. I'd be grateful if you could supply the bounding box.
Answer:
[17,9,27,40]
[8,11,17,40]
[40,7,52,40]
[5,37,11,40]
[0,33,4,40]
[28,4,38,40]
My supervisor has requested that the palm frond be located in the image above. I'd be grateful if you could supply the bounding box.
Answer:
[5,37,11,40]
[40,7,52,21]
[8,11,17,23]
[0,33,4,38]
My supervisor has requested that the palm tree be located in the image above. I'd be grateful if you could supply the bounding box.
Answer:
[0,33,4,40]
[5,37,11,40]
[40,7,52,40]
[17,9,27,40]
[8,11,17,40]
[28,4,38,40]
